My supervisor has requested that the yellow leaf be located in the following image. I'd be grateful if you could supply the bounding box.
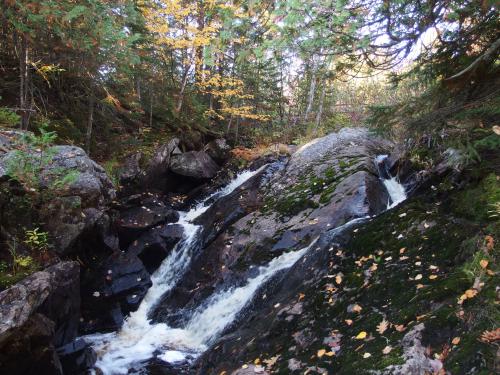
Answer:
[480,259,489,269]
[429,275,438,280]
[325,351,335,357]
[317,349,326,358]
[254,358,260,365]
[452,337,461,345]
[465,289,478,298]
[356,331,367,339]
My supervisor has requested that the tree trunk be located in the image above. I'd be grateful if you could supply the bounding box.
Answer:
[19,34,30,130]
[85,94,95,155]
[176,66,190,113]
[314,83,326,135]
[226,114,234,134]
[235,117,240,145]
[149,87,153,127]
[303,62,318,123]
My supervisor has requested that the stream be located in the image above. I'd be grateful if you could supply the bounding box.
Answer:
[86,157,407,374]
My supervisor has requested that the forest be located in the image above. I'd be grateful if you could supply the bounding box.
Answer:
[0,1,499,375]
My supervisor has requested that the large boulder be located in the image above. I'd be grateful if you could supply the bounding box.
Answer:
[127,224,184,273]
[0,142,116,255]
[143,138,180,190]
[80,252,152,334]
[117,196,179,248]
[0,261,81,374]
[170,151,220,179]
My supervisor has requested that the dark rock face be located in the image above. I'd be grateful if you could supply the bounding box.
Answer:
[56,338,97,375]
[170,151,220,179]
[117,196,179,248]
[0,262,80,375]
[143,138,180,191]
[204,138,231,164]
[128,224,184,273]
[80,252,152,333]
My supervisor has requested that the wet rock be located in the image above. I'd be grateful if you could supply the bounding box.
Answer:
[57,338,97,375]
[80,252,151,333]
[0,313,63,375]
[0,262,79,375]
[204,138,231,164]
[170,151,219,179]
[117,198,179,248]
[128,224,184,273]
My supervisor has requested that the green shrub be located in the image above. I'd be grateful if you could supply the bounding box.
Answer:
[0,107,20,127]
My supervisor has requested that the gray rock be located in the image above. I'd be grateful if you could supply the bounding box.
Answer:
[170,151,220,179]
[204,138,231,163]
[0,144,116,254]
[0,262,79,374]
[119,152,143,185]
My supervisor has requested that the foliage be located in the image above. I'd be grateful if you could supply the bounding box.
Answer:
[0,107,20,128]
[24,228,51,253]
[5,125,78,199]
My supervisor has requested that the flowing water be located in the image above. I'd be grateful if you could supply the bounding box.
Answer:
[86,159,408,374]
[375,155,407,208]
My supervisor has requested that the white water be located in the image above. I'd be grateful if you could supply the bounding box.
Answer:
[375,155,407,208]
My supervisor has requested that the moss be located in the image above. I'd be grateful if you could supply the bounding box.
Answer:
[452,173,500,222]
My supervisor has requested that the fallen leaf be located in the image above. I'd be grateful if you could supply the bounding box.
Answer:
[429,275,438,280]
[352,304,362,313]
[399,247,406,254]
[480,259,489,269]
[325,351,335,357]
[242,364,249,369]
[415,274,423,280]
[335,274,343,285]
[452,337,461,345]
[394,324,406,332]
[382,345,392,354]
[345,319,353,326]
[377,319,389,334]
[484,235,494,251]
[356,331,367,340]
[317,349,326,358]
[298,293,305,301]
[254,358,261,365]
[363,352,371,358]
[479,328,500,343]
[416,283,425,289]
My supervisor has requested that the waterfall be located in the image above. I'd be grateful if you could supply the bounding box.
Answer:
[375,155,407,208]
[85,166,286,374]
